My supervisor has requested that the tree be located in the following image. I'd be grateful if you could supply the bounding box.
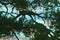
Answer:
[51,11,60,40]
[0,0,59,40]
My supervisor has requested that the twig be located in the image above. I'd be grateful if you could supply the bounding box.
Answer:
[11,29,19,40]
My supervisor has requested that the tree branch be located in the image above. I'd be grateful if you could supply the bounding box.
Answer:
[11,29,19,40]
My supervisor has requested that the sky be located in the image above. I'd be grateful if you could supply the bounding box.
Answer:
[0,0,60,39]
[0,3,46,39]
[0,1,60,25]
[0,0,60,24]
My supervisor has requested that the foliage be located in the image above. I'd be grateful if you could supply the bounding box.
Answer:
[0,0,60,40]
